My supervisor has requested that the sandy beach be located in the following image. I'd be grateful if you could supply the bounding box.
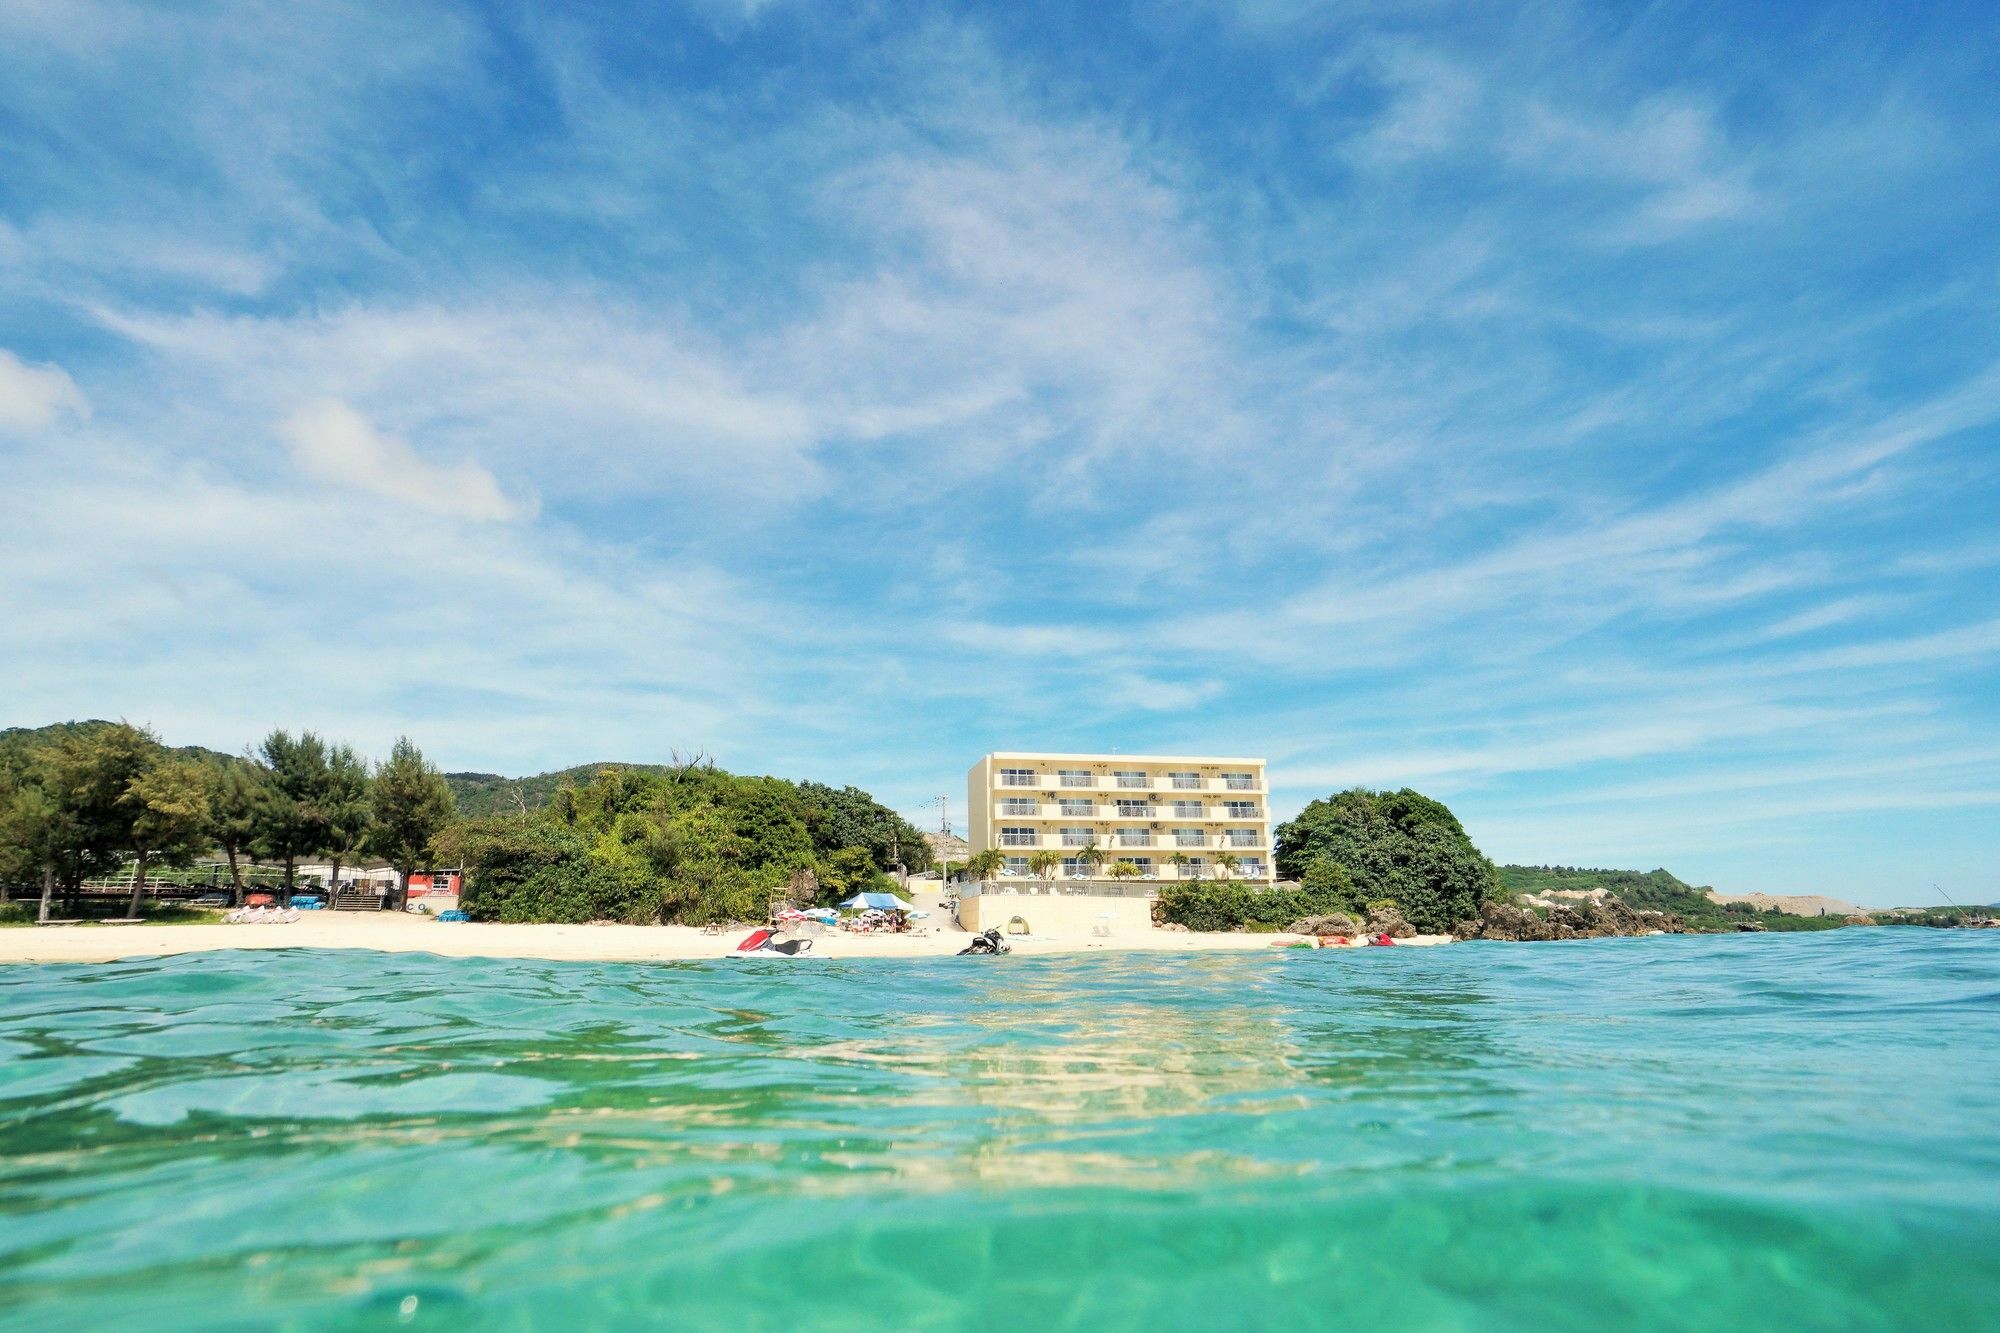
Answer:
[0,910,1449,965]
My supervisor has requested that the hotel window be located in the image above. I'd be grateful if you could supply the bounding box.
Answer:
[1169,771,1202,789]
[1004,857,1030,875]
[1056,769,1094,787]
[1000,826,1037,847]
[1117,857,1153,872]
[1059,799,1094,816]
[1175,828,1205,846]
[1223,801,1259,818]
[1061,857,1088,877]
[1181,856,1205,873]
[1117,829,1151,847]
[1061,828,1095,847]
[999,768,1038,787]
[1236,859,1266,877]
[1172,801,1204,818]
[1001,798,1038,815]
[1223,772,1256,790]
[1115,799,1152,817]
[1113,770,1150,788]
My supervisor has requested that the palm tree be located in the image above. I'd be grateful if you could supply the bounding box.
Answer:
[1212,851,1240,881]
[1076,841,1108,879]
[1028,849,1061,882]
[967,848,1005,882]
[1106,859,1141,882]
[1167,850,1192,880]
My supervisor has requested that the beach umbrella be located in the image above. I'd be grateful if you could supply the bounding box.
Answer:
[838,891,915,911]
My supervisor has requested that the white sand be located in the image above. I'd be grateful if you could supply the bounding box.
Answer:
[0,910,1449,965]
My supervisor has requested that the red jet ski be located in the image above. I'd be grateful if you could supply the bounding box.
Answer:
[730,928,814,958]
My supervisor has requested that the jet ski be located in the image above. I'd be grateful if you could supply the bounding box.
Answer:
[957,928,1010,956]
[731,927,814,957]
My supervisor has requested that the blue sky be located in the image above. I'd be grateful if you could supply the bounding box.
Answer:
[2,1,1997,905]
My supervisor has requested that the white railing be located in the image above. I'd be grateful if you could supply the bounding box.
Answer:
[1056,773,1095,788]
[999,772,1039,787]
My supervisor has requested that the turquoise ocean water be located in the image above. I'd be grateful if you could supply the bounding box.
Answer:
[1,930,1996,1330]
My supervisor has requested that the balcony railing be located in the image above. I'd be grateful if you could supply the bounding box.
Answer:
[1114,806,1154,819]
[1221,806,1262,819]
[1170,775,1202,789]
[999,772,1038,787]
[1116,834,1153,848]
[1224,777,1256,790]
[1057,803,1095,816]
[1114,775,1151,789]
[1062,836,1097,848]
[1170,804,1205,817]
[1000,834,1038,847]
[1174,833,1206,847]
[1000,803,1040,816]
[1056,773,1095,788]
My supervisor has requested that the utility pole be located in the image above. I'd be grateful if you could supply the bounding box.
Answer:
[935,794,951,838]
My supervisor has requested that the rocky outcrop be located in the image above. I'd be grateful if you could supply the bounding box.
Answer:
[1452,894,1683,942]
[1288,912,1361,936]
[1364,905,1416,939]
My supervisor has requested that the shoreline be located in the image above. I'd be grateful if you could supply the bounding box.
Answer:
[0,912,1450,965]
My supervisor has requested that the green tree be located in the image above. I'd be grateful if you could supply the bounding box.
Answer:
[967,848,1005,882]
[1028,849,1062,881]
[319,742,373,897]
[204,758,269,906]
[1273,787,1499,933]
[1301,856,1358,909]
[0,777,68,923]
[1212,851,1240,880]
[122,756,213,917]
[1076,841,1108,878]
[254,730,332,900]
[369,737,457,907]
[1107,859,1141,881]
[798,782,934,874]
[33,723,159,915]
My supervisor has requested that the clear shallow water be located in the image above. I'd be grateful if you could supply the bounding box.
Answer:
[1,932,1996,1330]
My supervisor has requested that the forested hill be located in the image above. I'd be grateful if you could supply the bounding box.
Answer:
[1497,864,1857,931]
[445,764,681,816]
[1,721,240,768]
[1497,865,1713,915]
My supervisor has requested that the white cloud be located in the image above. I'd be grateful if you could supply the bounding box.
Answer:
[0,348,89,433]
[278,400,531,522]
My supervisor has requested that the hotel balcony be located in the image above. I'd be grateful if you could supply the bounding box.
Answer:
[993,802,1267,822]
[990,771,1264,794]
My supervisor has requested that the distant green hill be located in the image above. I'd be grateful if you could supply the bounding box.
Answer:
[444,764,685,817]
[1,720,242,768]
[1498,864,1847,932]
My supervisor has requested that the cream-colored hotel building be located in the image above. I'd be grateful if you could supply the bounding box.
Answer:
[967,752,1274,885]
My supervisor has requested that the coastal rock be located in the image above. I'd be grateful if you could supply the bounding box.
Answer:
[1364,905,1416,939]
[1157,921,1189,932]
[1452,894,1683,942]
[1288,912,1361,936]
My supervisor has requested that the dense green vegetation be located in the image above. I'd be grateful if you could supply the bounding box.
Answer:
[1273,788,1501,933]
[1,719,927,927]
[1155,880,1356,932]
[440,765,926,925]
[0,720,456,919]
[442,764,676,817]
[1497,865,1851,932]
